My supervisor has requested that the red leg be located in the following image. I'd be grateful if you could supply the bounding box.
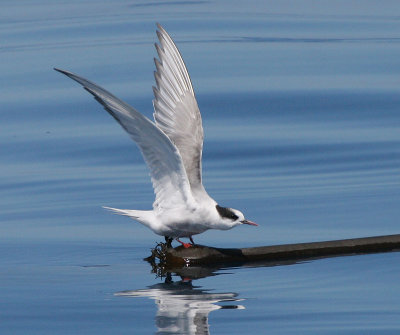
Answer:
[176,238,193,248]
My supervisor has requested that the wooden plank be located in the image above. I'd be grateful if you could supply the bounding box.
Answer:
[165,234,400,267]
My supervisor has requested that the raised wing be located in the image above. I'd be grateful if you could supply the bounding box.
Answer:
[54,68,195,211]
[153,24,206,198]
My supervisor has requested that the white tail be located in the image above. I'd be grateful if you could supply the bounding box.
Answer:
[103,206,139,218]
[102,206,157,231]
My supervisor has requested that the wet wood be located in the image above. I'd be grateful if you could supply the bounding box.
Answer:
[165,234,400,267]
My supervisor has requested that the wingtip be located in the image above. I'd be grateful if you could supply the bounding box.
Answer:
[156,23,164,38]
[54,67,65,74]
[156,29,163,42]
[54,67,73,78]
[154,42,163,58]
[156,22,163,31]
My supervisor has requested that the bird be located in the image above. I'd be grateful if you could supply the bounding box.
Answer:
[55,23,257,248]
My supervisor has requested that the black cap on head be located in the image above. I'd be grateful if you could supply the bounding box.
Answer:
[216,205,239,221]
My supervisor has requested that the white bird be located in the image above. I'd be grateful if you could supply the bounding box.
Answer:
[55,23,257,248]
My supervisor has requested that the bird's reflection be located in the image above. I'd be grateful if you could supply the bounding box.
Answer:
[115,274,244,335]
[115,244,301,334]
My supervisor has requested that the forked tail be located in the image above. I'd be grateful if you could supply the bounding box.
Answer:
[103,206,140,218]
[102,206,156,230]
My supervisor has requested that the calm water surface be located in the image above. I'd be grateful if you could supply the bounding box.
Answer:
[2,1,400,334]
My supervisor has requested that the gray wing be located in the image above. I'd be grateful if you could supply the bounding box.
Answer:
[152,24,206,197]
[54,68,196,211]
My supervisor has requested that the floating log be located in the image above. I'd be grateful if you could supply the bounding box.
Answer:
[165,234,400,268]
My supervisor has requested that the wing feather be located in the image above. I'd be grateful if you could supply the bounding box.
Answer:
[153,24,206,198]
[54,68,195,211]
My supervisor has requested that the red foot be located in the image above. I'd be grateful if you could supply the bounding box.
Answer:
[176,239,193,248]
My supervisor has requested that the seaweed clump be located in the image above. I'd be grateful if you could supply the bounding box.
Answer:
[144,241,170,279]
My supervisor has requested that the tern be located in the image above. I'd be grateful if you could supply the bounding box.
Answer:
[55,24,257,247]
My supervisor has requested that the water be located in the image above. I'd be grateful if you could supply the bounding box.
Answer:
[2,0,400,333]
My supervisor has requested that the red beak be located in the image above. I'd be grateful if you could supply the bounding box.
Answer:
[241,220,258,226]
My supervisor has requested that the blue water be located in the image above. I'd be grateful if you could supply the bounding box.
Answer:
[2,1,400,334]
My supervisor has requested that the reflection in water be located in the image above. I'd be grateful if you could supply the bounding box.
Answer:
[116,275,244,335]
